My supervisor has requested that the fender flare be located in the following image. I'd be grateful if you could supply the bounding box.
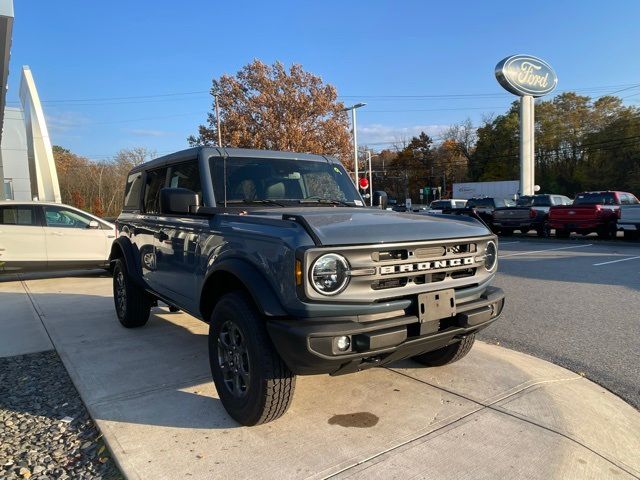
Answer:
[109,237,144,286]
[201,258,288,318]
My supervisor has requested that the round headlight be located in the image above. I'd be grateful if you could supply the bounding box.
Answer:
[484,241,497,271]
[310,253,350,295]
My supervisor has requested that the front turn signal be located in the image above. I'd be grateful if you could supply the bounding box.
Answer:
[295,259,303,286]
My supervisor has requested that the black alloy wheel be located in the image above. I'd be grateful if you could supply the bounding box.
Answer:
[217,320,251,398]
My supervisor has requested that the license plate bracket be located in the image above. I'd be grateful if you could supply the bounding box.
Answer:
[418,289,456,323]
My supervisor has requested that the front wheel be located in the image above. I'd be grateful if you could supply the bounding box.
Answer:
[112,259,152,328]
[412,334,476,367]
[209,292,296,426]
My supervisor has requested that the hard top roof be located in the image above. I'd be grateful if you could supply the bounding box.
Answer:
[130,147,341,173]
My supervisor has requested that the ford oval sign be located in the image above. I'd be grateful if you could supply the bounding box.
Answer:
[495,55,558,97]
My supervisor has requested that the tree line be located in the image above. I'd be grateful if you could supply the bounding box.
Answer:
[372,93,640,203]
[52,146,154,219]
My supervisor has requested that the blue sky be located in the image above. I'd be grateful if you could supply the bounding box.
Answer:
[8,0,640,161]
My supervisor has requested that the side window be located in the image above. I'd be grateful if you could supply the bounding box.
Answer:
[143,168,168,214]
[0,206,37,225]
[620,194,630,205]
[168,161,203,201]
[44,206,92,229]
[629,194,639,205]
[123,173,144,211]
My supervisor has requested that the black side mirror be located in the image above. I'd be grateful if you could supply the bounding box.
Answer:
[160,188,199,215]
[372,191,388,209]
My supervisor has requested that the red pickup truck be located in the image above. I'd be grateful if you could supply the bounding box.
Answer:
[549,191,639,238]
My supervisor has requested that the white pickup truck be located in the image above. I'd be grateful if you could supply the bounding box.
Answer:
[618,202,640,240]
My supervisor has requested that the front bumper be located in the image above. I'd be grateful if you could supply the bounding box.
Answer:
[267,286,505,375]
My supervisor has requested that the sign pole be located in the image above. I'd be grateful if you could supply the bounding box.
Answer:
[519,95,534,196]
[495,55,557,197]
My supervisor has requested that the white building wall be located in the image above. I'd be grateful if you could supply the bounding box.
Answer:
[1,106,30,200]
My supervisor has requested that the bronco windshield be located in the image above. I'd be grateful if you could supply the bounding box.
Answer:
[210,157,363,207]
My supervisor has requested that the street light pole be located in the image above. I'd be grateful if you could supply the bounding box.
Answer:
[214,93,222,147]
[367,150,373,206]
[341,103,366,185]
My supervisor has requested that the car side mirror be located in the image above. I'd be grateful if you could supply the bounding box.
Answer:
[160,187,200,215]
[88,220,100,229]
[372,191,388,209]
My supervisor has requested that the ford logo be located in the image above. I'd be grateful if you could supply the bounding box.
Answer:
[495,54,558,97]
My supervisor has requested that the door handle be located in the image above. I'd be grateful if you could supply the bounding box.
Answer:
[154,230,169,241]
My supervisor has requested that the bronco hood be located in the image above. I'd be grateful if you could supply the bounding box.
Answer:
[255,207,490,246]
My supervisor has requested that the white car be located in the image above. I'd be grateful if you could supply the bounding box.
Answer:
[0,201,115,273]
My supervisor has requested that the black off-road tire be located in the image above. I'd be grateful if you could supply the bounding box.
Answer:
[555,229,570,239]
[597,223,617,239]
[112,258,152,328]
[537,221,550,238]
[209,292,296,426]
[411,334,476,367]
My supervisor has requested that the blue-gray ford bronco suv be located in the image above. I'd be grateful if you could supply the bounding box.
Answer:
[110,147,505,425]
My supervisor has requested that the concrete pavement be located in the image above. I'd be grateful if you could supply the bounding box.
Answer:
[1,273,639,479]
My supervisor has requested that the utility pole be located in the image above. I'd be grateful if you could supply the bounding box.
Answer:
[214,93,222,147]
[442,171,447,198]
[367,150,373,206]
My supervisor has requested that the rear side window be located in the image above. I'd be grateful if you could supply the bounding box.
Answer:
[430,200,449,209]
[143,168,168,214]
[168,161,203,201]
[0,206,37,225]
[468,198,493,208]
[574,192,616,205]
[123,173,144,211]
[531,196,551,207]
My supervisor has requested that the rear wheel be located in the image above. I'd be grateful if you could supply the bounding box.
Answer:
[597,223,616,239]
[209,292,296,426]
[624,230,639,241]
[412,334,476,367]
[499,228,513,237]
[555,229,570,239]
[536,221,550,238]
[112,259,152,328]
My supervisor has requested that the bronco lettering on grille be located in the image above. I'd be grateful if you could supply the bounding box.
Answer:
[379,257,475,275]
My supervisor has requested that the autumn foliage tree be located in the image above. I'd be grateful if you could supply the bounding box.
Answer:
[189,60,353,165]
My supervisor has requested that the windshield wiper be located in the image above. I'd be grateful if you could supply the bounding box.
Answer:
[299,197,352,207]
[226,199,286,207]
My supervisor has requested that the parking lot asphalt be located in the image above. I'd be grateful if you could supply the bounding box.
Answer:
[2,270,639,479]
[479,236,640,409]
